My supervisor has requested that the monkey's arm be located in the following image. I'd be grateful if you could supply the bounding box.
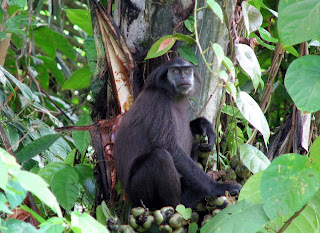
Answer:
[190,117,215,152]
[170,147,241,197]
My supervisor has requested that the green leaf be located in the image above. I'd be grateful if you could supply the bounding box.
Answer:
[285,45,299,57]
[240,144,270,174]
[0,65,34,101]
[0,192,13,214]
[71,211,110,233]
[200,200,269,233]
[236,91,270,146]
[238,171,263,204]
[0,31,9,39]
[261,154,320,220]
[66,9,93,36]
[177,45,198,65]
[62,65,92,90]
[284,55,320,113]
[16,134,61,163]
[33,26,76,60]
[175,204,192,220]
[145,35,176,60]
[206,0,224,23]
[84,37,99,74]
[184,16,194,32]
[242,1,262,34]
[0,161,8,188]
[74,164,95,202]
[3,179,27,209]
[72,115,92,155]
[51,166,80,211]
[37,162,69,184]
[174,33,195,45]
[37,56,65,86]
[278,0,320,46]
[212,43,224,67]
[235,44,261,90]
[222,56,235,78]
[1,219,39,233]
[258,27,279,43]
[310,136,320,165]
[189,222,198,233]
[5,15,29,35]
[249,33,276,50]
[16,171,63,218]
[7,0,27,8]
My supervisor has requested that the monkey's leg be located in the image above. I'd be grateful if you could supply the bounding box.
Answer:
[127,148,181,209]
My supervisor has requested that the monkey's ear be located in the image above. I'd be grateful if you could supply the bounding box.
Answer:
[146,64,170,88]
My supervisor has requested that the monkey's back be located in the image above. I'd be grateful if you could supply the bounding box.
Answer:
[113,88,193,189]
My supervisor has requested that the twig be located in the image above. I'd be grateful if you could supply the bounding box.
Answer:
[277,204,307,233]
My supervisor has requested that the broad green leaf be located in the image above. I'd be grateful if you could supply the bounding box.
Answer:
[212,43,224,67]
[261,154,320,220]
[96,205,107,226]
[3,122,20,151]
[174,33,195,45]
[200,200,269,233]
[0,161,8,188]
[242,1,262,34]
[1,219,39,233]
[284,55,320,113]
[71,211,110,233]
[66,9,93,36]
[37,162,69,184]
[177,45,198,65]
[240,144,270,174]
[38,217,65,233]
[145,35,176,60]
[238,171,263,204]
[310,136,320,165]
[221,105,245,120]
[189,222,198,233]
[0,148,21,173]
[235,44,261,90]
[206,0,224,23]
[16,171,63,218]
[16,134,61,163]
[7,0,27,8]
[5,15,29,35]
[74,164,95,201]
[0,65,34,101]
[72,115,92,155]
[278,0,320,46]
[184,16,194,33]
[3,179,27,209]
[51,166,80,211]
[249,33,275,50]
[84,37,99,74]
[236,91,270,146]
[285,45,299,57]
[0,192,12,214]
[33,26,76,60]
[222,56,235,78]
[0,32,9,39]
[37,56,65,86]
[176,204,192,220]
[259,192,320,232]
[62,65,92,90]
[258,27,278,43]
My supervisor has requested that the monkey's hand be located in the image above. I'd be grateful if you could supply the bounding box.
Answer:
[190,117,215,152]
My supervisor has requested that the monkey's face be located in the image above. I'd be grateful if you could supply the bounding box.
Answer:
[167,67,194,96]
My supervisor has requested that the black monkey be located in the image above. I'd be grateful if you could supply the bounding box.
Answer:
[113,57,241,209]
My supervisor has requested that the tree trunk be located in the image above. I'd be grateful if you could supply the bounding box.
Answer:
[113,0,236,126]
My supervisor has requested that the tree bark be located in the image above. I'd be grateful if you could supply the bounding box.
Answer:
[113,0,236,125]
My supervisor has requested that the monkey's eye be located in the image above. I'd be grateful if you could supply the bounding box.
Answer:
[171,69,179,74]
[184,68,192,74]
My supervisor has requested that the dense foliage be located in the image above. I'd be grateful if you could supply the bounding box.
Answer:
[1,0,320,232]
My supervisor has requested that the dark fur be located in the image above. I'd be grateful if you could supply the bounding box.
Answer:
[113,57,241,209]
